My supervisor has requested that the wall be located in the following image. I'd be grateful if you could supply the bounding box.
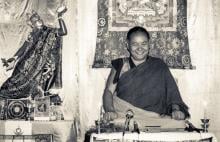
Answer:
[60,0,79,120]
[78,0,220,140]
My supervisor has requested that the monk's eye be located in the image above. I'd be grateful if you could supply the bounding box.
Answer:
[141,42,148,46]
[130,43,139,47]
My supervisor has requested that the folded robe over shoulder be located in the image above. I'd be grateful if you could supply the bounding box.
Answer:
[112,57,190,118]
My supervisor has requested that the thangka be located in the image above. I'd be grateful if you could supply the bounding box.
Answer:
[93,0,193,69]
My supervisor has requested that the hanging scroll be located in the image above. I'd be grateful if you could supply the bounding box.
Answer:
[93,0,192,69]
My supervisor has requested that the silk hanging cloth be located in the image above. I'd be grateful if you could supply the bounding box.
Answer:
[93,0,192,69]
[0,27,62,99]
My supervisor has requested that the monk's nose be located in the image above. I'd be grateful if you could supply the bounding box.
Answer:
[137,46,144,51]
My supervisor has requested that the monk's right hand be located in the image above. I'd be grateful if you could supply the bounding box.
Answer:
[172,110,185,120]
[103,112,118,121]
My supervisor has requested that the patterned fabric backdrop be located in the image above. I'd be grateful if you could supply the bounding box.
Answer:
[93,0,193,69]
[0,0,79,121]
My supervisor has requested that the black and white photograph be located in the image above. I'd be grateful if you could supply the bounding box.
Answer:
[0,0,220,142]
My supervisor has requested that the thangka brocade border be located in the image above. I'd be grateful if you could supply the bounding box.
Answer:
[93,0,193,69]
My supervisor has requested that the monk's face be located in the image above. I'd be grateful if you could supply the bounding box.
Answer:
[128,32,149,61]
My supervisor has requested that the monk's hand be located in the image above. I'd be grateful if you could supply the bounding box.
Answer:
[103,112,118,121]
[172,110,185,120]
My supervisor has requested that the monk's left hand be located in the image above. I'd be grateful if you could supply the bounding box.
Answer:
[172,110,185,120]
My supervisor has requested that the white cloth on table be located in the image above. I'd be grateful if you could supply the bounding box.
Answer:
[90,132,217,142]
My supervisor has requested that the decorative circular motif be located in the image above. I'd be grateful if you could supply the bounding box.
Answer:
[180,17,187,27]
[166,56,175,67]
[8,101,26,119]
[98,18,106,27]
[182,55,190,67]
[97,28,103,36]
[14,127,23,135]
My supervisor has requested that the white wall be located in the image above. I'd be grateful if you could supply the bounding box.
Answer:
[61,0,79,120]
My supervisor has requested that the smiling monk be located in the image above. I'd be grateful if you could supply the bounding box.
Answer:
[102,26,190,128]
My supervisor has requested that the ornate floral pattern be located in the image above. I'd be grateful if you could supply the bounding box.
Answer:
[93,0,192,69]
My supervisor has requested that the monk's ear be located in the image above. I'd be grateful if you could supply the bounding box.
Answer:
[125,39,129,49]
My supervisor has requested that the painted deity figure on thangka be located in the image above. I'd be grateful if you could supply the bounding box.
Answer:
[0,6,67,101]
[117,0,168,15]
[109,0,177,31]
